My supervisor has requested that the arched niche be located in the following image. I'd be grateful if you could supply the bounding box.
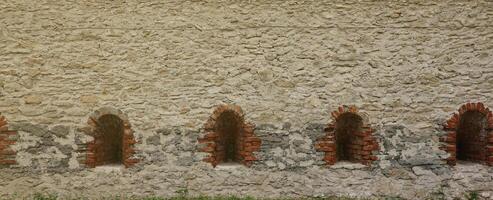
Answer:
[315,105,379,166]
[199,104,261,167]
[84,107,138,168]
[442,102,493,166]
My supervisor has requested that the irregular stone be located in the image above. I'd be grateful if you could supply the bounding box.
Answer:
[19,106,46,116]
[412,166,435,176]
[156,128,172,135]
[146,134,161,146]
[10,123,51,138]
[51,125,70,138]
[24,95,42,104]
[80,95,98,104]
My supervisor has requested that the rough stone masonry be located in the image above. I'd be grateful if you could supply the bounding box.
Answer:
[1,0,493,199]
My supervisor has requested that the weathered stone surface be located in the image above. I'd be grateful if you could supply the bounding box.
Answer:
[10,123,51,138]
[50,125,70,138]
[0,0,492,199]
[24,95,43,105]
[146,134,161,146]
[80,95,98,104]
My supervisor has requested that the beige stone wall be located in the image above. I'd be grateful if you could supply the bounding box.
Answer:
[1,0,492,130]
[1,0,493,199]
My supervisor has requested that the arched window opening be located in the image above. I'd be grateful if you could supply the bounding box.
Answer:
[84,107,139,168]
[199,105,261,167]
[442,102,493,166]
[315,105,379,166]
[216,111,242,163]
[335,112,364,162]
[456,111,488,162]
[95,114,124,165]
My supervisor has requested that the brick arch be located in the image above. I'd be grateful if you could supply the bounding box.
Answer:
[0,114,17,166]
[199,105,261,167]
[441,102,493,166]
[315,105,379,166]
[85,107,138,168]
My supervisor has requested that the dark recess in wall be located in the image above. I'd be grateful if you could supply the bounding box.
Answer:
[456,111,487,162]
[335,112,364,161]
[95,114,124,165]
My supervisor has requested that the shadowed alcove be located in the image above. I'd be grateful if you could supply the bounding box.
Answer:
[94,114,124,165]
[199,105,261,167]
[315,105,379,166]
[456,110,488,162]
[215,110,242,163]
[334,112,364,162]
[84,107,139,168]
[442,102,493,166]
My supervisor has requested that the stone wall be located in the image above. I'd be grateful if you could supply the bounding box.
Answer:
[1,0,493,199]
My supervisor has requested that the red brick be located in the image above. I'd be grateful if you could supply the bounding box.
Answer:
[248,141,261,147]
[447,131,457,138]
[123,148,136,154]
[243,155,257,161]
[354,131,371,137]
[317,146,335,152]
[440,145,456,152]
[324,156,336,164]
[244,146,259,152]
[363,136,375,142]
[362,145,374,151]
[0,115,17,167]
[125,159,139,164]
[203,132,219,140]
[459,105,467,114]
[351,139,365,145]
[477,102,486,112]
[243,125,255,134]
[487,146,493,152]
[445,114,459,129]
[200,146,215,153]
[198,138,212,143]
[2,131,17,135]
[2,140,15,145]
[244,137,261,143]
[0,150,15,155]
[359,150,371,156]
[0,121,7,129]
[0,160,16,165]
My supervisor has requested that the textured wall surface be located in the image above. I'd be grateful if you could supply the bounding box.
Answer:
[1,0,493,199]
